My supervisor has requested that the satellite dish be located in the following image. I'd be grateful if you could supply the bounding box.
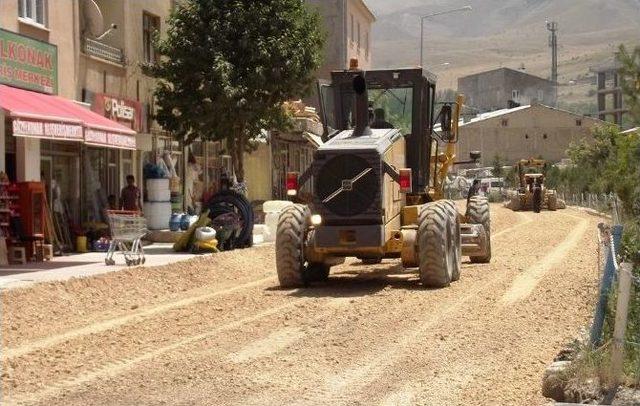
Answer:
[81,0,104,38]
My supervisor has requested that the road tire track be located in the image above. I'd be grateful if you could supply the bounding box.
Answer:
[3,276,275,360]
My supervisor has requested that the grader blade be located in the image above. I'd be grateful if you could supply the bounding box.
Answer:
[460,223,489,258]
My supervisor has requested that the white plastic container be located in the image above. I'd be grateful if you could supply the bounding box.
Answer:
[146,178,171,202]
[262,200,293,213]
[144,202,172,230]
[264,212,282,242]
[253,233,265,245]
[252,224,272,242]
[195,226,216,242]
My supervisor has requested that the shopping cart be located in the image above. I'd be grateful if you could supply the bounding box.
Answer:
[105,210,148,266]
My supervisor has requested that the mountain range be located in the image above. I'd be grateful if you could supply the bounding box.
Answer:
[365,0,640,105]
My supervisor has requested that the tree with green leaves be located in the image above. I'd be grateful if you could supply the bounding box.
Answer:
[144,0,324,183]
[491,154,504,178]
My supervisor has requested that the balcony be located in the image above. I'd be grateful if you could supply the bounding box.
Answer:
[83,38,125,66]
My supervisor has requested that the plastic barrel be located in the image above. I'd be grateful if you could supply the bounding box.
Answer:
[263,200,294,213]
[146,178,171,202]
[264,212,280,243]
[169,213,182,232]
[144,202,172,230]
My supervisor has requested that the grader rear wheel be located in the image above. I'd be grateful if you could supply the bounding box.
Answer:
[417,201,457,288]
[507,195,522,211]
[467,196,492,264]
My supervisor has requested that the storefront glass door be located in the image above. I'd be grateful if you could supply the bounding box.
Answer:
[84,147,119,222]
[41,154,80,224]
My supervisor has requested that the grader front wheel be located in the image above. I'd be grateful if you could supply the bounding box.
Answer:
[547,192,558,211]
[275,204,310,288]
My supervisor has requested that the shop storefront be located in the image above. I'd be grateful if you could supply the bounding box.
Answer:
[83,91,145,221]
[144,133,229,215]
[184,140,228,213]
[0,29,137,255]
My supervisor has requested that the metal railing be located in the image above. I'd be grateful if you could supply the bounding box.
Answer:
[83,38,125,65]
[558,192,621,219]
[590,217,640,386]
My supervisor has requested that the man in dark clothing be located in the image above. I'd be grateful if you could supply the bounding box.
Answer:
[370,108,394,129]
[120,175,142,212]
[467,179,481,206]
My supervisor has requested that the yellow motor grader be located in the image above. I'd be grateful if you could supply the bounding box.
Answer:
[275,63,491,289]
[505,158,565,213]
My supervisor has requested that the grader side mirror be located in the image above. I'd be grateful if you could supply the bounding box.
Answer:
[440,105,452,134]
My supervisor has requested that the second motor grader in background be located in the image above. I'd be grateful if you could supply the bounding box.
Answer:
[506,158,566,213]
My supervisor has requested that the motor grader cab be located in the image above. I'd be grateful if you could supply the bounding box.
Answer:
[275,63,491,288]
[506,158,564,212]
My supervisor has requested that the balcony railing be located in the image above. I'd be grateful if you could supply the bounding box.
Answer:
[83,38,125,65]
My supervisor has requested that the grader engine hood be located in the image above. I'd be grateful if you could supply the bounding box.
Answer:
[312,128,402,224]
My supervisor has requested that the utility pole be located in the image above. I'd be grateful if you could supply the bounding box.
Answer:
[546,20,558,106]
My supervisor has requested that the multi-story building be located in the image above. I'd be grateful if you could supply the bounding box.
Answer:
[305,0,375,79]
[458,67,557,114]
[590,57,628,128]
[0,0,179,227]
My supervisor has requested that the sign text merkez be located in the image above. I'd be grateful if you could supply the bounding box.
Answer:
[0,29,58,94]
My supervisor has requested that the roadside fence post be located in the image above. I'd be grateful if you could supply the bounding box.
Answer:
[590,224,624,347]
[611,262,633,385]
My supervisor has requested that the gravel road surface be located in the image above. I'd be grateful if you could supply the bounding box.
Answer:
[1,204,601,405]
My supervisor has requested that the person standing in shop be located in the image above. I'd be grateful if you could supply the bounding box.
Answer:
[120,175,143,213]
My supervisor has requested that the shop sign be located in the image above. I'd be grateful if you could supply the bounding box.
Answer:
[92,93,143,132]
[85,129,136,150]
[12,118,83,141]
[0,29,57,94]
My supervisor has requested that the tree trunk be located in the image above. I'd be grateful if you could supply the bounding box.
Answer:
[232,131,246,183]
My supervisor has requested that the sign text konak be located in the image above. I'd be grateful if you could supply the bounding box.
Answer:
[0,29,58,94]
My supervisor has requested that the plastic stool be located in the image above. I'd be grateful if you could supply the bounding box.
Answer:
[10,246,26,265]
[43,244,53,261]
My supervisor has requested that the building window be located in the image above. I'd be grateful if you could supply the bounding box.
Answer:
[576,119,582,126]
[18,0,47,26]
[543,133,548,139]
[501,119,508,127]
[357,22,361,52]
[143,12,160,63]
[350,14,354,43]
[511,89,520,100]
[365,31,369,59]
[525,134,529,139]
[538,89,544,101]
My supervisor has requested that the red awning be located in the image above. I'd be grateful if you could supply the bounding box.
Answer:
[0,84,136,149]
